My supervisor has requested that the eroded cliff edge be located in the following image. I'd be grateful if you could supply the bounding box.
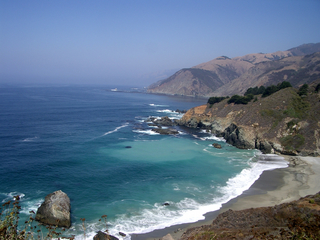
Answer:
[178,86,320,156]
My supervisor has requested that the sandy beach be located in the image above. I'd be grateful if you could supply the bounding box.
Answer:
[131,155,320,240]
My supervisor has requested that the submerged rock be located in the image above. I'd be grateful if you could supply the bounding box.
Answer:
[35,190,71,228]
[212,143,222,149]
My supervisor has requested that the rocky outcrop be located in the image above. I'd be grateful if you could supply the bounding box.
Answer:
[144,115,181,135]
[180,192,320,239]
[152,128,179,135]
[153,116,175,126]
[178,85,320,156]
[93,231,119,240]
[217,123,255,149]
[35,190,71,228]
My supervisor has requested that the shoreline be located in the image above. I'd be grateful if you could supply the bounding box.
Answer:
[131,155,320,240]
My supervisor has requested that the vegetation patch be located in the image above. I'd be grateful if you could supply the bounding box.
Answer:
[244,86,266,96]
[284,96,310,119]
[298,83,309,96]
[227,94,254,105]
[193,230,217,240]
[280,134,305,150]
[286,119,299,133]
[207,96,228,107]
[262,81,292,98]
[260,109,284,128]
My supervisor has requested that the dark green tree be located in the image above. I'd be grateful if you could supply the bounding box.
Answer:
[298,84,308,96]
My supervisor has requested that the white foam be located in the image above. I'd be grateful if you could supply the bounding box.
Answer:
[156,109,173,113]
[193,132,226,142]
[1,192,25,202]
[103,123,129,136]
[20,198,43,215]
[204,135,226,142]
[149,104,168,107]
[133,129,159,135]
[85,153,288,239]
[22,136,38,142]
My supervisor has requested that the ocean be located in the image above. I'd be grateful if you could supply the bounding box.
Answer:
[0,85,288,239]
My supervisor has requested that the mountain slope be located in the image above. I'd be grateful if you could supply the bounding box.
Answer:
[212,52,320,96]
[147,42,320,97]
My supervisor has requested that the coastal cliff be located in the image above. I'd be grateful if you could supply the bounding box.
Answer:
[178,83,320,156]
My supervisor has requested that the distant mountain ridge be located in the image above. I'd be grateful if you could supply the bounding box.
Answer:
[147,42,320,97]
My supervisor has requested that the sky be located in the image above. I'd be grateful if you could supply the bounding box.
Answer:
[1,0,320,87]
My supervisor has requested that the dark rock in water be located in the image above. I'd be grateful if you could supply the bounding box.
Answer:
[145,117,156,122]
[212,143,222,149]
[152,128,179,135]
[119,232,126,237]
[255,140,272,154]
[163,202,170,206]
[125,146,132,148]
[94,231,119,240]
[35,190,71,228]
[154,116,174,126]
[176,109,187,113]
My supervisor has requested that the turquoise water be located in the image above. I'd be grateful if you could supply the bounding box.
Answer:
[0,86,287,239]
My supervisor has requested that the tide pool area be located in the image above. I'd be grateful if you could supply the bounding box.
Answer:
[0,86,288,239]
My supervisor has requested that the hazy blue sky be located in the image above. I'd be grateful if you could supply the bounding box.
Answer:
[1,0,320,86]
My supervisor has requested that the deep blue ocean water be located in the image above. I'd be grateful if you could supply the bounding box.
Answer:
[0,86,288,239]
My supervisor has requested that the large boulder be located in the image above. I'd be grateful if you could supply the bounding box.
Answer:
[218,123,254,149]
[212,143,222,149]
[93,231,119,240]
[35,190,71,228]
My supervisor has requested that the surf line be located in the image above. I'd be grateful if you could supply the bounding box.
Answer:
[103,123,129,136]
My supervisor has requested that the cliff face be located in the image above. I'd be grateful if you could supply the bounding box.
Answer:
[147,43,320,97]
[178,85,320,156]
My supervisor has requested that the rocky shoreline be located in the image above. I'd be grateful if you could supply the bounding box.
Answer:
[177,86,320,157]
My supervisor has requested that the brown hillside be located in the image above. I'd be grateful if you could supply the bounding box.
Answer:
[178,84,320,156]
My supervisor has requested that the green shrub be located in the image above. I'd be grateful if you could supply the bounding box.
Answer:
[280,134,305,150]
[261,81,292,98]
[228,94,254,105]
[278,81,292,90]
[260,109,284,128]
[309,199,315,204]
[298,84,309,96]
[286,120,298,129]
[244,86,266,96]
[315,83,320,93]
[262,85,279,98]
[283,96,310,119]
[207,96,227,106]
